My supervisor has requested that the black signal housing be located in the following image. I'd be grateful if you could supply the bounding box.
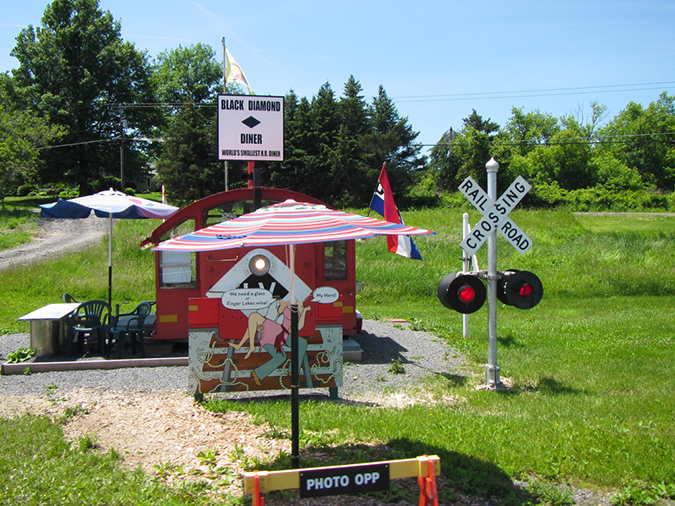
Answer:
[497,269,543,309]
[437,272,486,314]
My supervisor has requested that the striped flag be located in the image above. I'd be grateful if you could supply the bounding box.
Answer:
[225,47,253,95]
[369,164,423,260]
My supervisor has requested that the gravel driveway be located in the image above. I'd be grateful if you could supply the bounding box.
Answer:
[0,319,466,405]
[0,214,109,271]
[1,213,467,403]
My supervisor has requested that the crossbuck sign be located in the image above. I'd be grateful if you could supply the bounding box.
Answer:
[459,176,533,255]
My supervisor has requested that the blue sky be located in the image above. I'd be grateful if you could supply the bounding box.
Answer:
[1,0,674,152]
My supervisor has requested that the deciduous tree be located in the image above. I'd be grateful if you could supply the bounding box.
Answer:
[0,106,65,207]
[152,43,235,201]
[10,0,157,194]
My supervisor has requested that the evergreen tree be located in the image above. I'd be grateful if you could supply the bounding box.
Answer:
[269,80,423,207]
[330,76,371,205]
[363,86,425,200]
[270,91,311,192]
[428,127,460,190]
[445,109,499,189]
[305,82,340,202]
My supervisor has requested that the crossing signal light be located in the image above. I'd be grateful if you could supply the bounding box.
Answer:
[497,270,543,310]
[438,272,486,314]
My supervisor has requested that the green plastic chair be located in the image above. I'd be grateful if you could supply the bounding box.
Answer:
[67,300,111,357]
[106,302,152,359]
[62,293,81,303]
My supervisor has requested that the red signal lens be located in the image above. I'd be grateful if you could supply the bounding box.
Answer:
[519,283,532,297]
[459,285,476,303]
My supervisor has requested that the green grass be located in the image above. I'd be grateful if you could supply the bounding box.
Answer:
[574,212,675,235]
[1,206,675,504]
[0,414,230,505]
[0,206,42,250]
[204,209,675,504]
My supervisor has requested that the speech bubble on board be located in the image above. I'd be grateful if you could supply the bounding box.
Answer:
[311,286,340,304]
[222,288,275,310]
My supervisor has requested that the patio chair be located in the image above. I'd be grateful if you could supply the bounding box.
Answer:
[140,300,157,338]
[62,293,81,303]
[66,300,111,357]
[106,302,152,359]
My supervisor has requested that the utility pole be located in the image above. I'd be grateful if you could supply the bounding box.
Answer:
[119,104,125,191]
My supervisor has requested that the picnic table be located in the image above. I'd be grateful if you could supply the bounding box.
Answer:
[18,303,80,357]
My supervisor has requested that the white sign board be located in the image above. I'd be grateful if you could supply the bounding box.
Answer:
[459,176,533,255]
[217,94,284,162]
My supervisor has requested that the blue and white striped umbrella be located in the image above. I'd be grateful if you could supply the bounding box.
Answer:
[40,189,179,304]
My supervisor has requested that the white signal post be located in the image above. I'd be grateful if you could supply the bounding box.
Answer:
[486,159,500,389]
[458,158,534,389]
[461,213,480,339]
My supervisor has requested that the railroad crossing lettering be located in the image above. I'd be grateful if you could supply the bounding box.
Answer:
[459,176,533,255]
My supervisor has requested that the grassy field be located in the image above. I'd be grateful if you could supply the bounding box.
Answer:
[1,200,674,505]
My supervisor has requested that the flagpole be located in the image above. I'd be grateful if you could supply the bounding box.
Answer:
[222,37,229,191]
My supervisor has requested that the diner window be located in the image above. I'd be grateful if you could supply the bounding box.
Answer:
[324,241,347,280]
[203,199,284,226]
[159,219,197,288]
[204,201,250,226]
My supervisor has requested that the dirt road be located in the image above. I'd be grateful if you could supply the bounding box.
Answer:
[0,215,109,271]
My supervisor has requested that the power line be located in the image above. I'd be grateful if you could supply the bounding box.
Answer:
[419,131,675,148]
[36,138,115,150]
[393,81,675,103]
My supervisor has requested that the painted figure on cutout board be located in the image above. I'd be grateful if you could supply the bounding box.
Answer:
[188,248,344,394]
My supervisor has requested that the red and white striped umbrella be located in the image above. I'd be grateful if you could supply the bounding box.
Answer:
[152,199,434,468]
[153,199,434,252]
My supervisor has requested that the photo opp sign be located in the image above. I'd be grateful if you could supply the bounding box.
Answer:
[217,94,284,162]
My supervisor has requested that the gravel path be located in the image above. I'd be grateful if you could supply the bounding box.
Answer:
[0,320,466,405]
[1,214,467,402]
[0,215,109,271]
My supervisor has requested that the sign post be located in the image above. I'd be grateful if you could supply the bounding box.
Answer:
[458,158,533,389]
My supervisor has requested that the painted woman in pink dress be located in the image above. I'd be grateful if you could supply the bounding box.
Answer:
[229,297,311,385]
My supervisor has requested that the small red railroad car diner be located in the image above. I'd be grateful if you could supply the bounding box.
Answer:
[143,187,361,394]
[143,187,361,340]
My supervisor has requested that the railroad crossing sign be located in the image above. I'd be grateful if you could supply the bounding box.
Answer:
[459,176,533,255]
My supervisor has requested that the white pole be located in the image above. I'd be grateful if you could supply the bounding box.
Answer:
[222,38,229,192]
[485,157,502,389]
[462,213,471,338]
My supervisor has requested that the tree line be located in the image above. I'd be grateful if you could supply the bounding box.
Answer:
[1,0,673,211]
[0,0,423,208]
[428,99,675,210]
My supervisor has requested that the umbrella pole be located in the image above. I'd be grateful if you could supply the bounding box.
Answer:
[289,245,300,469]
[108,213,113,306]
